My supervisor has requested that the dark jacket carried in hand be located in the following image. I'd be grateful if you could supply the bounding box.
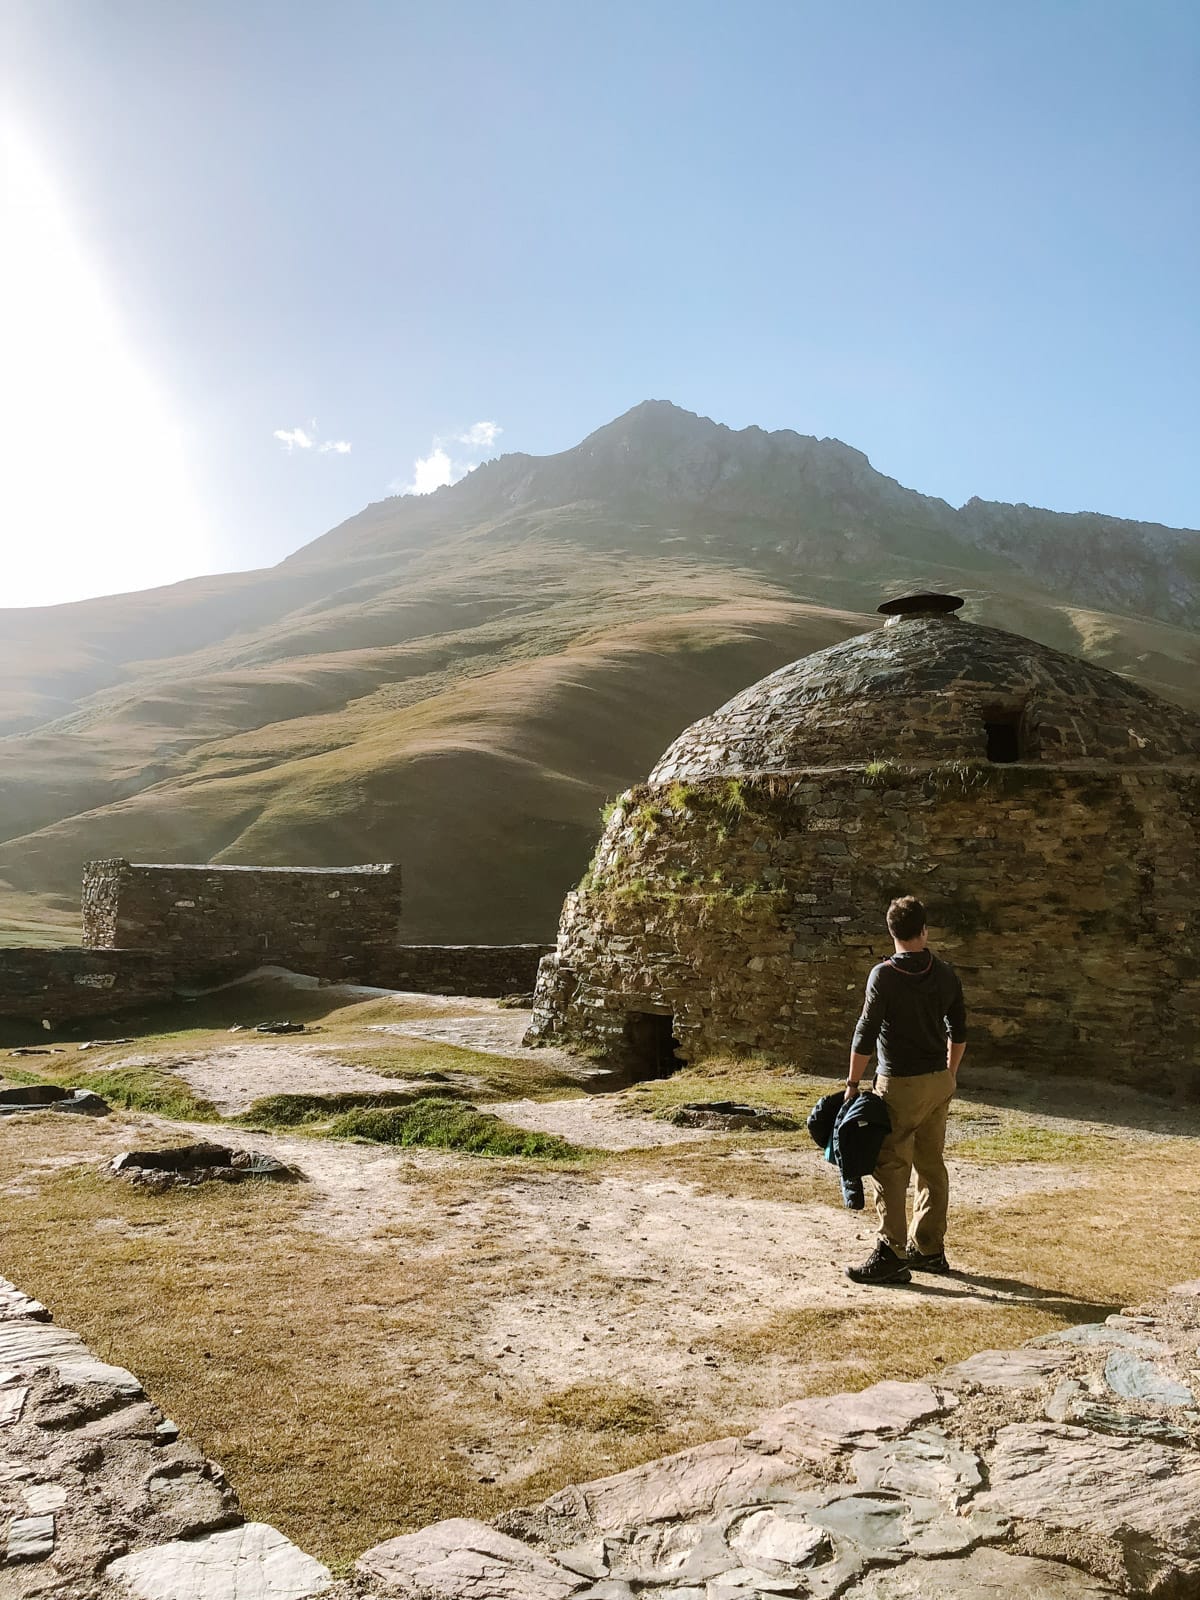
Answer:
[807,1090,892,1210]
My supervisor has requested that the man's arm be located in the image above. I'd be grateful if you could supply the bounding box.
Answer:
[945,972,967,1084]
[846,1050,872,1099]
[847,971,884,1097]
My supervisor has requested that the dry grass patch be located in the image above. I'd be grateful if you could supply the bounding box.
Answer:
[950,1124,1124,1164]
[529,1381,664,1435]
[0,1117,675,1571]
[709,1301,1079,1391]
[951,1141,1200,1306]
[2,1092,1197,1578]
[624,1055,825,1122]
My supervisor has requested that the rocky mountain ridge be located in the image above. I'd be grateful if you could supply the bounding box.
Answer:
[0,400,1196,944]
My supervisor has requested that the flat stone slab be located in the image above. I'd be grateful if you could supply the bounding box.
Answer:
[977,1422,1200,1590]
[1036,1322,1167,1355]
[602,1519,737,1585]
[1045,1379,1196,1443]
[0,1319,141,1393]
[22,1482,67,1513]
[852,1427,982,1504]
[107,1521,332,1599]
[802,1490,1007,1560]
[1104,1348,1193,1407]
[0,1276,49,1321]
[543,1435,805,1532]
[841,1546,1124,1597]
[6,1513,55,1561]
[942,1348,1073,1392]
[0,1383,29,1425]
[748,1382,949,1460]
[358,1517,579,1599]
[729,1507,828,1570]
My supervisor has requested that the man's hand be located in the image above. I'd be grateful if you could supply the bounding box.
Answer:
[844,1080,860,1102]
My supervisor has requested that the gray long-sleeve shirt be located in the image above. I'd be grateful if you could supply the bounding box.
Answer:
[851,951,967,1077]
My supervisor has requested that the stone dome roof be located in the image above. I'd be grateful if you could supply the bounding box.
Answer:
[650,614,1200,782]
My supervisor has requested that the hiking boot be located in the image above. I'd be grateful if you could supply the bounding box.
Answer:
[907,1246,951,1274]
[845,1242,912,1285]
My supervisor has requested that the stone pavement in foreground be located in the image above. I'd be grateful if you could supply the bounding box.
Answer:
[2,1273,1199,1598]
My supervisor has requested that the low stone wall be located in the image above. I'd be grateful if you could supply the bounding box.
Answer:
[0,943,552,1029]
[365,944,553,997]
[82,860,404,981]
[528,765,1200,1095]
[0,948,207,1028]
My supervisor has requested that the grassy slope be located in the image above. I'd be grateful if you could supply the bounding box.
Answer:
[1,451,1197,942]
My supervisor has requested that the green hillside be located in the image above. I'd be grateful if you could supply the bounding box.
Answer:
[1,401,1197,944]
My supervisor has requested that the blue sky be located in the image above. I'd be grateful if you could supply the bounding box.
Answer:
[2,1,1197,605]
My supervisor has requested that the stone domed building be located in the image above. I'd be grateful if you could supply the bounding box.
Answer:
[527,595,1200,1093]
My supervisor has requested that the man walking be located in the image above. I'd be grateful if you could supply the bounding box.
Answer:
[844,896,967,1285]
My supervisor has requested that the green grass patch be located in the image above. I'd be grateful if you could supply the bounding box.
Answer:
[2,1059,216,1120]
[334,1041,586,1101]
[328,1096,584,1159]
[237,1090,419,1128]
[76,1066,219,1121]
[625,1055,821,1124]
[950,1124,1122,1164]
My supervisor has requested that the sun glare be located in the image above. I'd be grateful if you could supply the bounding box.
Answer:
[0,121,215,608]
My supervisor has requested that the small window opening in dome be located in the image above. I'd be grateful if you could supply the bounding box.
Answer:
[623,1010,684,1080]
[983,707,1023,763]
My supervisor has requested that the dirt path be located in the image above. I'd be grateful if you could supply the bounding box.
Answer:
[166,1043,428,1116]
[367,1007,609,1087]
[486,1095,708,1150]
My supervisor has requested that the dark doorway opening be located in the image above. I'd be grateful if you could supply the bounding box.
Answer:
[983,709,1022,763]
[623,1011,684,1081]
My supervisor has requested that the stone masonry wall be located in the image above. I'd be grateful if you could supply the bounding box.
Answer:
[0,941,551,1030]
[372,944,552,997]
[82,861,404,983]
[528,766,1200,1095]
[650,616,1200,782]
[0,948,214,1028]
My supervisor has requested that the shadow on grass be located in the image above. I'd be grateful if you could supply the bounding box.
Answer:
[952,1065,1200,1140]
[900,1269,1118,1324]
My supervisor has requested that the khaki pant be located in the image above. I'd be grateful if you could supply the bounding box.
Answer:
[868,1070,955,1255]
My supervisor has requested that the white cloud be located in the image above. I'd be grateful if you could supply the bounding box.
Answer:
[403,446,455,495]
[273,425,314,453]
[273,421,351,456]
[395,420,502,496]
[456,420,501,450]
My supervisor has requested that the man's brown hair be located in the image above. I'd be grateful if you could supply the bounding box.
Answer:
[887,895,927,941]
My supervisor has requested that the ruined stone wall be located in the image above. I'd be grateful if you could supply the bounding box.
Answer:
[0,948,206,1027]
[370,944,551,997]
[528,766,1200,1095]
[0,941,551,1030]
[82,861,404,983]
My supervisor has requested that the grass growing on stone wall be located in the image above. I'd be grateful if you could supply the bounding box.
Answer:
[328,1096,585,1159]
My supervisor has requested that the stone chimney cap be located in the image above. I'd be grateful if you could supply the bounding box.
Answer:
[877,591,965,617]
